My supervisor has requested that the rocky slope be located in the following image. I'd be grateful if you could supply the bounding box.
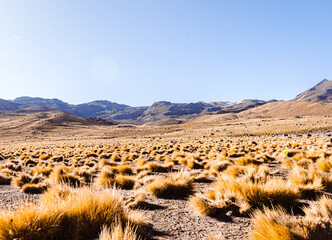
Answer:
[293,79,332,102]
[5,97,269,124]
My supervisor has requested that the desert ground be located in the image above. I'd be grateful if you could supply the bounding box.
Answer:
[0,110,331,240]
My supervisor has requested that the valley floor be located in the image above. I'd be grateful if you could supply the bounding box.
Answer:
[0,115,331,239]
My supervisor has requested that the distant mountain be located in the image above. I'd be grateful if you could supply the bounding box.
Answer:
[13,96,73,110]
[293,79,332,103]
[135,100,271,123]
[12,97,148,123]
[73,100,147,121]
[2,96,271,124]
[216,99,275,114]
[0,99,21,110]
[136,101,222,123]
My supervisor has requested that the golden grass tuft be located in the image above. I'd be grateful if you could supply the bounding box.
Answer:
[109,164,133,175]
[97,224,140,240]
[251,196,332,240]
[0,173,11,185]
[0,186,147,240]
[146,171,193,198]
[316,158,332,172]
[21,183,48,194]
[193,174,300,216]
[95,169,115,187]
[250,207,293,240]
[48,165,82,186]
[114,174,136,190]
[12,172,33,188]
[147,162,174,172]
[190,195,218,216]
[235,157,263,166]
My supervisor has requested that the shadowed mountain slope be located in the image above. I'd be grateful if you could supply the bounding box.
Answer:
[293,79,332,103]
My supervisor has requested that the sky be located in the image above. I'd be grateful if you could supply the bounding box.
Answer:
[1,0,332,106]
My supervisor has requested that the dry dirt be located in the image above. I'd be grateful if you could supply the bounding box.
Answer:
[0,111,331,240]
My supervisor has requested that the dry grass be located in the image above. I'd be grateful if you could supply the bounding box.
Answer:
[235,157,263,166]
[316,158,332,172]
[0,186,147,240]
[0,173,11,185]
[146,171,193,198]
[191,174,300,216]
[1,134,332,239]
[114,174,136,190]
[21,183,48,194]
[251,196,332,240]
[94,169,115,187]
[97,224,140,240]
[147,162,173,172]
[48,165,82,186]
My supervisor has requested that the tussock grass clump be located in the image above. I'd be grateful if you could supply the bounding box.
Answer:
[192,170,213,183]
[21,183,48,194]
[48,165,82,186]
[235,157,263,166]
[95,169,115,187]
[12,172,33,188]
[114,174,136,190]
[190,195,220,216]
[146,171,193,198]
[109,164,133,175]
[282,158,295,168]
[302,195,332,219]
[288,165,329,196]
[0,186,147,240]
[251,207,296,240]
[251,196,332,240]
[316,158,332,172]
[39,154,50,160]
[23,158,37,167]
[30,167,53,177]
[296,158,314,169]
[147,162,173,172]
[97,224,140,240]
[191,174,300,216]
[0,173,11,185]
[6,162,22,172]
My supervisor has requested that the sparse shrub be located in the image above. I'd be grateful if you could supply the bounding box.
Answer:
[30,167,53,177]
[146,171,193,198]
[316,158,332,172]
[21,183,48,194]
[147,162,173,172]
[193,174,300,216]
[12,172,32,187]
[109,164,133,175]
[236,157,263,166]
[95,169,115,187]
[0,186,147,240]
[115,175,136,190]
[0,174,11,185]
[97,224,140,240]
[39,154,50,160]
[251,196,332,240]
[49,165,82,186]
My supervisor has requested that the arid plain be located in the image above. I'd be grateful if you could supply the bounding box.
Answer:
[0,99,331,240]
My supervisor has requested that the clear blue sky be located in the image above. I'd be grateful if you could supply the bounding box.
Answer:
[1,0,332,106]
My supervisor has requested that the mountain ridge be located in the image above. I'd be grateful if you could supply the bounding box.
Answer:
[3,96,269,124]
[3,79,331,124]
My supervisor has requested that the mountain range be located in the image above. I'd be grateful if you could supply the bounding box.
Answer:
[1,79,331,124]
